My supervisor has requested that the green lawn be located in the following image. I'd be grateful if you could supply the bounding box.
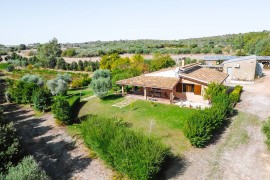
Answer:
[0,63,9,70]
[69,94,196,156]
[67,87,93,99]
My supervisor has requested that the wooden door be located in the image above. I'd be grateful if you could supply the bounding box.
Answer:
[194,85,202,95]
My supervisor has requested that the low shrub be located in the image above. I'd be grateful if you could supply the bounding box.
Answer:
[32,88,52,112]
[6,65,15,72]
[229,85,243,104]
[20,74,44,86]
[0,114,19,172]
[0,63,9,70]
[4,156,49,180]
[52,97,71,125]
[80,116,169,180]
[70,77,91,89]
[8,81,38,104]
[262,118,270,150]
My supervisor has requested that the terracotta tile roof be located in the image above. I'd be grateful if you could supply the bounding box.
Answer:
[116,76,179,90]
[180,66,228,84]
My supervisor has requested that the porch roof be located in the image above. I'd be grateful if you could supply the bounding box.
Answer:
[116,75,179,90]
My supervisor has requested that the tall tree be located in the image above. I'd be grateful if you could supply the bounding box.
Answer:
[37,38,62,68]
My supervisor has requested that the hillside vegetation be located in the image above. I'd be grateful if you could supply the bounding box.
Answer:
[1,31,269,58]
[59,31,270,57]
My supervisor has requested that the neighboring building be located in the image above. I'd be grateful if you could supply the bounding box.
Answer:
[116,63,228,104]
[203,56,239,66]
[222,55,263,81]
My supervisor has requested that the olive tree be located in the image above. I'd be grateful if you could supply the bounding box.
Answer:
[91,69,112,98]
[20,74,44,86]
[47,73,72,95]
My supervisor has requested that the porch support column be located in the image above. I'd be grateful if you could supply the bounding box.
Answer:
[144,87,147,100]
[121,85,125,96]
[170,90,173,104]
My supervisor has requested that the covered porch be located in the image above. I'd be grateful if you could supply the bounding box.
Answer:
[116,76,179,104]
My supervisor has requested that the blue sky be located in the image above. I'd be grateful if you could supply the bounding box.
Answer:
[0,0,270,45]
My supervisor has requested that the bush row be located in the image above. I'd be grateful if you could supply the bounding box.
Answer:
[80,116,169,180]
[7,80,51,112]
[229,85,243,104]
[183,83,236,147]
[52,95,80,125]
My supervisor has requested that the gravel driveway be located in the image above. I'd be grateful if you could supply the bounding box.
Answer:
[165,70,270,180]
[235,69,270,120]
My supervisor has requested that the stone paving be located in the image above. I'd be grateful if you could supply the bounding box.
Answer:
[112,97,137,108]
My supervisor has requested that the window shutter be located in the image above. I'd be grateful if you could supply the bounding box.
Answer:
[194,85,201,95]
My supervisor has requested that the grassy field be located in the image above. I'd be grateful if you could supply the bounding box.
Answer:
[67,87,93,99]
[69,94,196,156]
[8,68,89,80]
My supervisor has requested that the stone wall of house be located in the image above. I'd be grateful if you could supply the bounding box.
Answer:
[223,58,256,81]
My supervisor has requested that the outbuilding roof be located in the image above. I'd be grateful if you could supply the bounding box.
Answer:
[222,55,257,64]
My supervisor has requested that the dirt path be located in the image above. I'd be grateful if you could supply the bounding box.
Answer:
[3,104,112,180]
[166,70,270,180]
[235,70,270,120]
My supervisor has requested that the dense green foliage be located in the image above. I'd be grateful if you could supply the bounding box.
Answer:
[262,118,270,150]
[79,116,169,180]
[91,69,112,98]
[0,107,19,172]
[184,83,234,147]
[8,81,38,104]
[229,85,243,104]
[3,156,49,180]
[203,82,227,101]
[149,53,175,71]
[0,63,9,70]
[61,48,77,57]
[52,96,72,124]
[37,38,62,68]
[59,31,270,57]
[32,88,52,112]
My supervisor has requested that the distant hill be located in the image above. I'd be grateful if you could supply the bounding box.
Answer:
[1,31,270,58]
[60,30,270,57]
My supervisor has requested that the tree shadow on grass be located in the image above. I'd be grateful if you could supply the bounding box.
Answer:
[156,155,190,180]
[3,103,91,180]
[101,94,122,101]
[71,101,88,123]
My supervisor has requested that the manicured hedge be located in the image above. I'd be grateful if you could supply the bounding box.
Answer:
[52,96,72,125]
[80,116,169,180]
[229,85,243,104]
[183,83,234,147]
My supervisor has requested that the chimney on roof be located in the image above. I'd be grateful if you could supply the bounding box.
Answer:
[181,58,185,67]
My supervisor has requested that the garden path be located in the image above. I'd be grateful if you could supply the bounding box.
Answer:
[3,103,112,180]
[112,97,137,108]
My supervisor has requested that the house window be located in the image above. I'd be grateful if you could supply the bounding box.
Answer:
[183,84,194,92]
